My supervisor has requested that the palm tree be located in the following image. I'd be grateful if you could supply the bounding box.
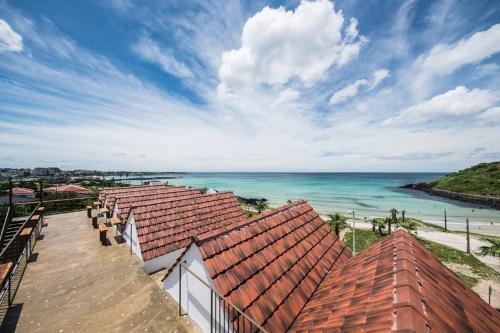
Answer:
[389,208,398,234]
[327,213,348,236]
[371,218,386,235]
[255,199,268,213]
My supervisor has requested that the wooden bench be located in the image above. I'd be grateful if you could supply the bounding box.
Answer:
[20,227,33,237]
[101,207,110,218]
[0,262,13,290]
[98,224,108,246]
[86,205,92,218]
[91,212,98,229]
[109,217,122,226]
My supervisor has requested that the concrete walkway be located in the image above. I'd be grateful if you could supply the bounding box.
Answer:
[0,211,200,333]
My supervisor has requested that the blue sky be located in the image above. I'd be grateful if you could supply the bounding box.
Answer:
[1,0,500,172]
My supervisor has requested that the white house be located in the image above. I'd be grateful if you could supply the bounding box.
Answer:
[122,191,246,274]
[162,200,350,333]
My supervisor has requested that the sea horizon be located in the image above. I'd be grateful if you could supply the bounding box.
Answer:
[109,172,500,234]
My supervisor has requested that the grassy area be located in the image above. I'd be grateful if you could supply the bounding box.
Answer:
[417,237,500,281]
[427,161,500,196]
[344,228,384,253]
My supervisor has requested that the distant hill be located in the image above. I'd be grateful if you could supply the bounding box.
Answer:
[403,162,500,208]
[428,162,500,196]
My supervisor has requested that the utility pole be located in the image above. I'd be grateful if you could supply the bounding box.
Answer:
[351,210,356,256]
[466,218,470,254]
[444,208,447,231]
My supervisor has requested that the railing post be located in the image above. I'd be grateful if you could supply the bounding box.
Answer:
[211,290,213,333]
[178,263,182,316]
[7,274,11,306]
[39,180,43,206]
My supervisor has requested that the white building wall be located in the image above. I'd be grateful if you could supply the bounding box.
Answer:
[143,248,183,274]
[122,214,142,259]
[164,246,233,333]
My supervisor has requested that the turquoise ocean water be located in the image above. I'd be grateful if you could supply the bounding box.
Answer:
[119,173,500,229]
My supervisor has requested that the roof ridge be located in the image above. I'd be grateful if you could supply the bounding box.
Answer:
[196,199,308,244]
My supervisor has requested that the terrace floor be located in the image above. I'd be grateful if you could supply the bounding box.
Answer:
[0,211,201,333]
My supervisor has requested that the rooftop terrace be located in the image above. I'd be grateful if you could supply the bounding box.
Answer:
[0,211,200,332]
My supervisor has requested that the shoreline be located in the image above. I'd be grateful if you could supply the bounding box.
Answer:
[402,183,500,210]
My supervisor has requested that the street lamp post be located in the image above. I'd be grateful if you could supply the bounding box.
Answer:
[444,208,447,231]
[348,210,356,256]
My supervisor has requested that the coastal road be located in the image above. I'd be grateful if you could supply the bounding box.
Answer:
[417,228,500,273]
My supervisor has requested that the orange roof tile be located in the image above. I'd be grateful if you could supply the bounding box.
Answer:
[44,184,91,193]
[12,187,34,196]
[289,229,500,333]
[110,187,201,217]
[131,192,246,261]
[99,184,168,202]
[195,200,351,332]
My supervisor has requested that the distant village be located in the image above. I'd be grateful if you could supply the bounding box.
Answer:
[0,167,182,181]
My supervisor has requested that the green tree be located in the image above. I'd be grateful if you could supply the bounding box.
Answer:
[389,208,399,234]
[327,213,348,236]
[371,218,386,235]
[255,199,268,213]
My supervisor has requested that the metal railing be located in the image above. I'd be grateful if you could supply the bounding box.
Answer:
[0,206,11,250]
[179,263,269,333]
[0,203,43,307]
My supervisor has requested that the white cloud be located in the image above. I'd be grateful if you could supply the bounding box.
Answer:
[370,68,390,89]
[0,19,23,52]
[133,36,192,79]
[383,86,499,125]
[218,0,366,94]
[330,68,389,104]
[478,106,500,123]
[418,23,500,76]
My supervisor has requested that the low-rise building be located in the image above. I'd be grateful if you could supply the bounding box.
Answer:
[12,187,35,198]
[163,200,350,333]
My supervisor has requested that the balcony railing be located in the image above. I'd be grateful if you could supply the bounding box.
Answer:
[179,262,269,333]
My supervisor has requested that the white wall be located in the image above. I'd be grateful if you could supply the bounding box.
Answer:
[122,213,142,259]
[164,246,233,333]
[143,248,183,274]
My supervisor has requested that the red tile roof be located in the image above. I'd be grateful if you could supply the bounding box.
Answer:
[99,184,167,202]
[44,184,91,193]
[113,187,202,219]
[130,192,246,261]
[289,228,500,333]
[11,187,34,196]
[194,200,351,332]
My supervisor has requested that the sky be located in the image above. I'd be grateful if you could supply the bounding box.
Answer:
[0,0,500,172]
